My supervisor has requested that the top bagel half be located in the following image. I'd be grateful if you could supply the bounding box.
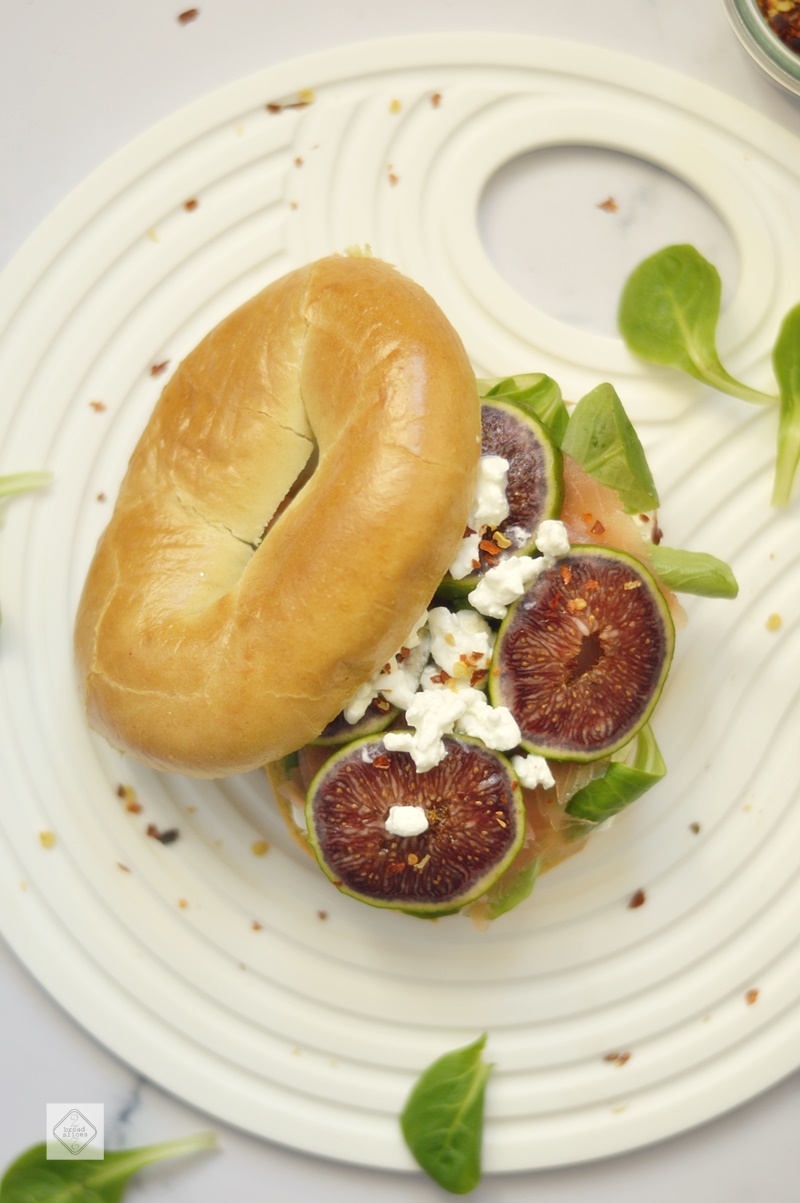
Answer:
[74,255,481,777]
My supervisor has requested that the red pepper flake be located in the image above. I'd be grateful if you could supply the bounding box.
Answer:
[386,861,406,876]
[252,919,263,931]
[388,170,400,186]
[117,862,131,872]
[317,910,328,920]
[604,1051,631,1066]
[628,887,646,909]
[549,592,563,611]
[96,492,106,502]
[150,360,170,377]
[374,696,393,713]
[479,538,500,555]
[591,519,606,535]
[581,512,594,526]
[430,92,443,108]
[559,565,573,585]
[745,988,760,1006]
[294,156,304,167]
[597,196,619,213]
[689,822,701,834]
[372,754,392,769]
[183,198,199,211]
[89,399,107,413]
[177,8,199,24]
[429,670,451,685]
[126,800,143,815]
[585,578,600,591]
[470,668,489,687]
[146,823,180,845]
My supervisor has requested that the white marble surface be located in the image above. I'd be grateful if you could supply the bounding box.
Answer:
[2,0,800,1198]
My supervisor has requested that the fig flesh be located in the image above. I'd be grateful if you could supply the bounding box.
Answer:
[305,735,525,915]
[440,399,563,595]
[490,546,674,761]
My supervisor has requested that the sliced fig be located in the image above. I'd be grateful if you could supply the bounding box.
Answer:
[311,698,397,746]
[440,400,563,595]
[305,734,525,916]
[490,546,674,762]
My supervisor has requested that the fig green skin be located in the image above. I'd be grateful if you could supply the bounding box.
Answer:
[438,399,563,600]
[310,699,397,746]
[305,734,525,917]
[490,545,675,763]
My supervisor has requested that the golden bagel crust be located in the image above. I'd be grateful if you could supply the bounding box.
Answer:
[74,256,481,777]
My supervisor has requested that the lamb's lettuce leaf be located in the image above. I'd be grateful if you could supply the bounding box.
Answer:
[561,382,659,513]
[566,725,666,823]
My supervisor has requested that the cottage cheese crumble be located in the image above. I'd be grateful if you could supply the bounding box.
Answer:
[341,478,571,777]
[385,804,429,837]
[448,455,510,580]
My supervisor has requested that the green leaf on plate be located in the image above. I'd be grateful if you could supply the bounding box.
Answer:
[560,382,659,512]
[400,1034,492,1194]
[771,303,800,507]
[618,244,776,406]
[484,857,541,921]
[649,545,738,599]
[566,725,666,823]
[0,471,51,504]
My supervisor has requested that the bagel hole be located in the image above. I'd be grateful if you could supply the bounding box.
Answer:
[256,443,319,547]
[478,146,738,338]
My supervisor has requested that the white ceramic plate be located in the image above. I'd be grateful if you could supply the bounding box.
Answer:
[1,33,799,1174]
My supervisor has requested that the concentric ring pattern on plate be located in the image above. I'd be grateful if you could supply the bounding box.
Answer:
[1,34,799,1173]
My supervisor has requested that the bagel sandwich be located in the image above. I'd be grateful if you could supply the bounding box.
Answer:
[74,254,482,777]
